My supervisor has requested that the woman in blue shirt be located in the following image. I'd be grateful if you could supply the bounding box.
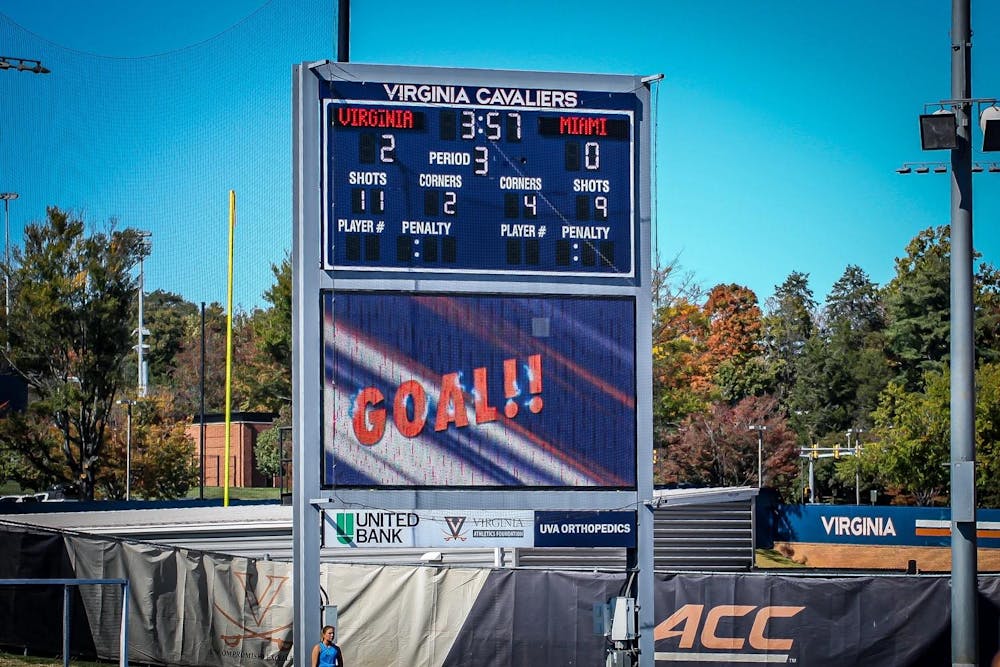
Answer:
[311,625,344,667]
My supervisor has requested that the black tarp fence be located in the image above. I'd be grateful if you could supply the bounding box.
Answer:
[0,521,998,666]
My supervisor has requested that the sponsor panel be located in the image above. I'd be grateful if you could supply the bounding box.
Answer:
[322,510,640,548]
[534,511,637,547]
[322,510,534,548]
[653,572,953,666]
[770,505,1000,547]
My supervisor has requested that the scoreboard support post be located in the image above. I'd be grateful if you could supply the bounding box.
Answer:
[293,61,657,666]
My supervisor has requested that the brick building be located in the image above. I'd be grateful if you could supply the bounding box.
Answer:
[186,412,277,488]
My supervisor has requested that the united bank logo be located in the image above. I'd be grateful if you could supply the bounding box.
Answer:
[212,571,292,652]
[334,512,354,545]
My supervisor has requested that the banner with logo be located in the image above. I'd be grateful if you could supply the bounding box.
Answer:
[322,509,638,548]
[652,572,956,666]
[534,510,636,547]
[322,510,536,548]
[4,521,1000,667]
[768,503,1000,547]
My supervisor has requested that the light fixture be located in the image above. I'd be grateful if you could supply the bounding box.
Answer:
[990,164,1000,173]
[896,165,912,174]
[933,164,948,173]
[981,105,1000,152]
[919,110,958,150]
[0,56,50,75]
[972,163,984,173]
[915,165,930,174]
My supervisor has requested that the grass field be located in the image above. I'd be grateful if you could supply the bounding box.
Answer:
[0,481,280,502]
[755,548,805,568]
[185,486,281,501]
[0,652,110,666]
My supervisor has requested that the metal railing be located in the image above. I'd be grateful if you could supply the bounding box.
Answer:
[0,578,129,667]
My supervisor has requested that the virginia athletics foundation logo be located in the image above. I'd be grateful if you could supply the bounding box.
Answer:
[212,571,292,652]
[443,516,468,541]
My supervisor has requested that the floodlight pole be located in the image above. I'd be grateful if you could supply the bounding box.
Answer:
[949,1,977,665]
[0,192,17,335]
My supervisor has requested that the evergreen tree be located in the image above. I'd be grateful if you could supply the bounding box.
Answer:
[763,271,817,406]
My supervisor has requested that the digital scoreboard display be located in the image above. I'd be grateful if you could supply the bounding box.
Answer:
[322,80,637,277]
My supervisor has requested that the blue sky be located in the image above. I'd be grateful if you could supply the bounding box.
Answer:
[1,0,999,311]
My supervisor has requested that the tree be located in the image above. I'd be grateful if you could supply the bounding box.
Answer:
[0,208,147,500]
[99,395,199,500]
[650,259,712,449]
[652,299,711,446]
[884,226,952,391]
[704,284,763,367]
[826,265,885,337]
[702,284,771,401]
[254,402,291,485]
[139,290,198,389]
[762,271,817,406]
[869,373,951,505]
[975,363,1000,507]
[168,302,228,419]
[657,395,799,498]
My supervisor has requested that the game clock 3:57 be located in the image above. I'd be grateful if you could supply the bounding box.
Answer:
[323,91,636,278]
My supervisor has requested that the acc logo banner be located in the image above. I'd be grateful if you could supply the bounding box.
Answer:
[654,603,805,664]
[322,510,535,548]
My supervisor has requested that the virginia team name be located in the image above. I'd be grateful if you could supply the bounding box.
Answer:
[383,84,579,108]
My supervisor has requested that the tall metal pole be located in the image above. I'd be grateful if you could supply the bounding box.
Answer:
[0,192,17,333]
[749,425,766,488]
[199,302,206,500]
[137,255,147,397]
[125,402,132,501]
[337,0,350,62]
[949,1,977,665]
[757,431,762,488]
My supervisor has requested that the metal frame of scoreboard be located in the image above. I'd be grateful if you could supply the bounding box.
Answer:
[292,62,655,664]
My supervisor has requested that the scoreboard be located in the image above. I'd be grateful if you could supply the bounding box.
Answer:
[322,78,637,278]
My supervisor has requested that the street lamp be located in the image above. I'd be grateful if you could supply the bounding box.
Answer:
[0,193,17,332]
[847,428,864,504]
[748,425,767,488]
[116,400,135,501]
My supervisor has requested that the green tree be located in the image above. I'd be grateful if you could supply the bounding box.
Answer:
[167,302,228,419]
[884,227,952,391]
[789,266,891,440]
[140,290,199,389]
[100,396,199,500]
[762,271,817,407]
[869,373,951,505]
[0,208,146,500]
[975,363,1000,507]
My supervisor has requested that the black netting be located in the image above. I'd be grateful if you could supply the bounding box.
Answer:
[0,1,332,309]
